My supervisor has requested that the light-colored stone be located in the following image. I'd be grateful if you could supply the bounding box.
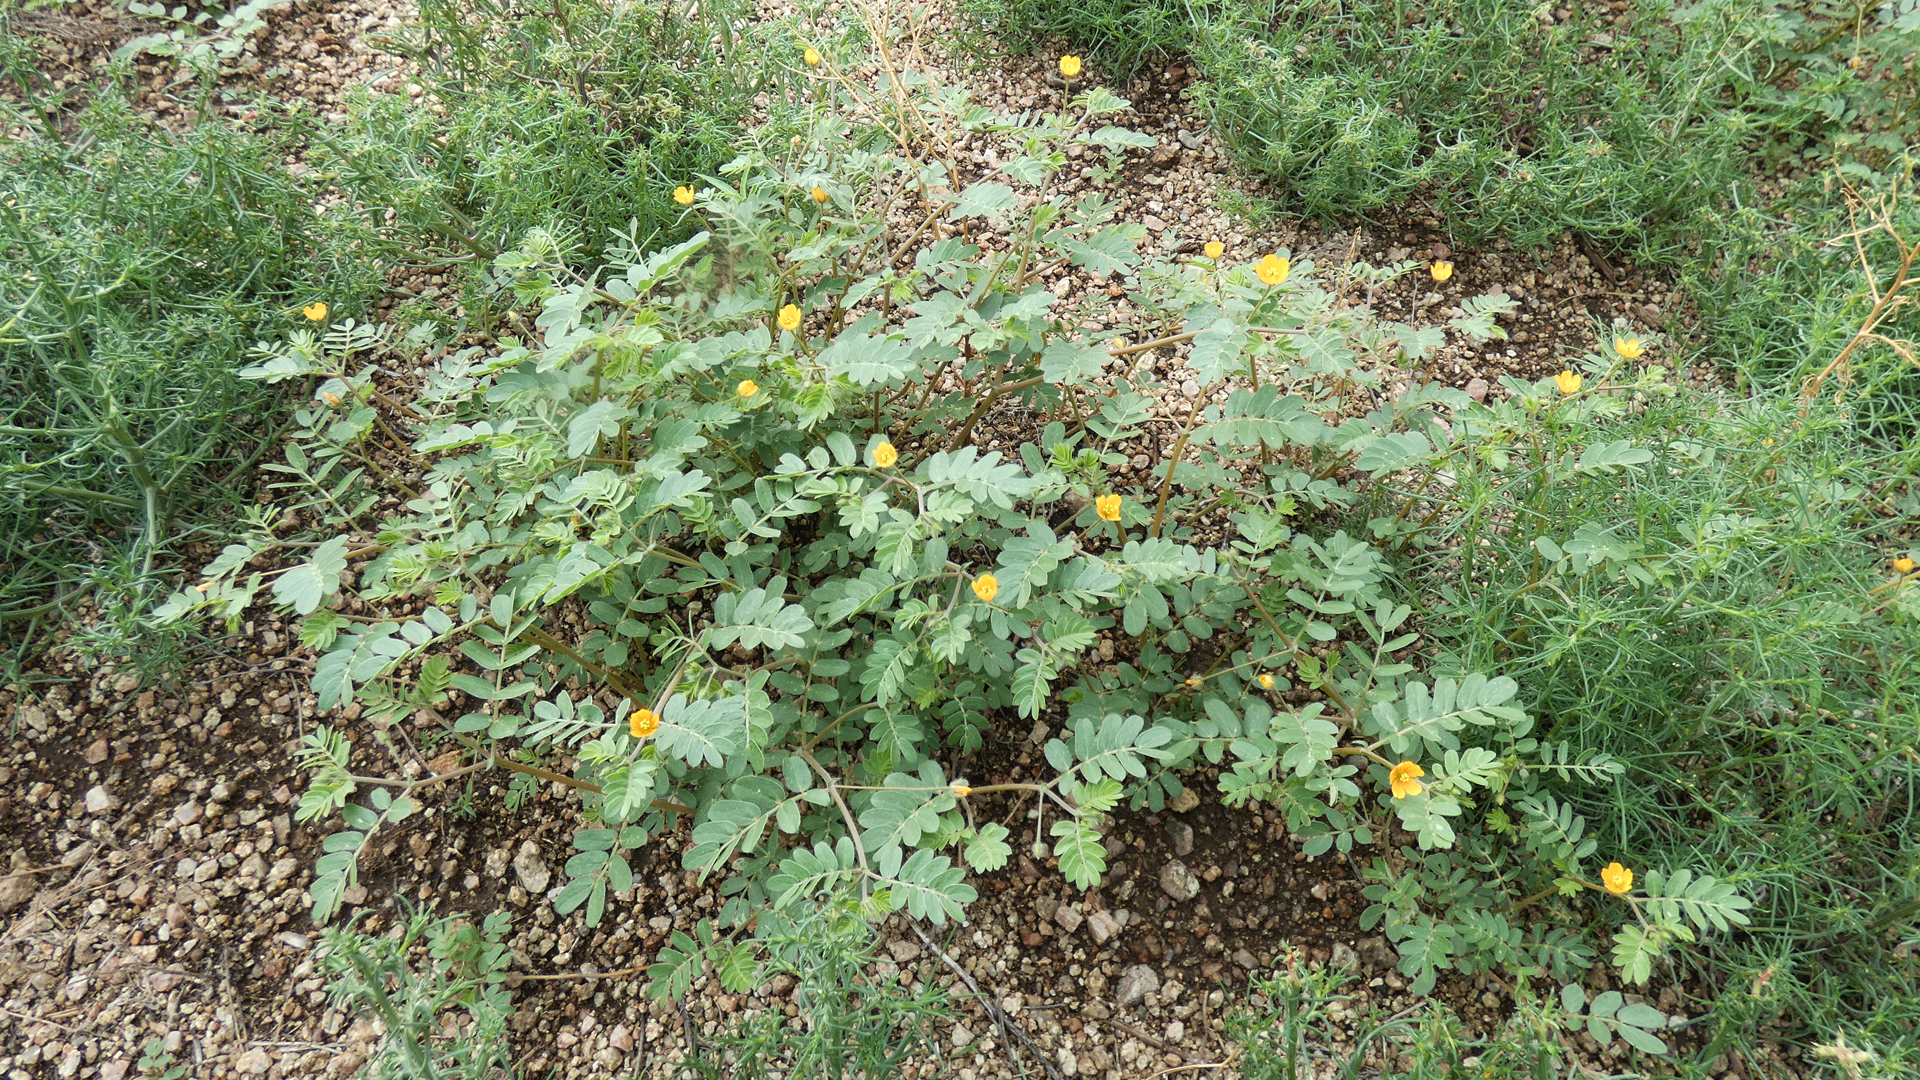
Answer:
[1054,904,1083,933]
[512,840,550,895]
[236,1047,271,1074]
[1167,788,1200,813]
[1086,910,1122,945]
[887,939,921,963]
[1115,964,1160,1007]
[1158,861,1200,902]
[1165,821,1193,857]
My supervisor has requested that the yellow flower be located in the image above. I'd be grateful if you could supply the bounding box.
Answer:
[1430,261,1453,283]
[971,574,999,603]
[1389,760,1425,800]
[673,185,696,206]
[1095,493,1122,521]
[778,304,802,332]
[1257,673,1275,689]
[872,440,899,468]
[1256,254,1290,286]
[737,379,759,398]
[629,708,659,739]
[1204,241,1225,260]
[1896,556,1916,574]
[803,46,821,67]
[1614,336,1647,359]
[302,302,328,322]
[811,186,829,204]
[1059,55,1082,79]
[1602,862,1634,895]
[1185,675,1204,689]
[320,391,342,406]
[1554,370,1584,395]
[951,781,973,798]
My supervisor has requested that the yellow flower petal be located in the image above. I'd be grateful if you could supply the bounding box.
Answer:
[302,301,328,322]
[673,185,696,206]
[951,781,973,798]
[811,186,829,204]
[803,46,821,67]
[1430,261,1454,283]
[1095,493,1122,521]
[1059,55,1082,79]
[1554,370,1584,395]
[778,304,802,332]
[872,441,898,468]
[630,707,659,739]
[1895,556,1916,574]
[737,379,759,398]
[1204,241,1224,260]
[1256,254,1290,286]
[1614,336,1647,359]
[1257,673,1275,689]
[1602,862,1634,895]
[971,573,998,603]
[1389,760,1425,800]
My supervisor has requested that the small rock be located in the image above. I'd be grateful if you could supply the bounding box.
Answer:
[1176,129,1205,150]
[172,801,203,826]
[1086,910,1122,945]
[1636,303,1662,324]
[1331,941,1358,970]
[1055,904,1084,933]
[1058,1045,1079,1076]
[887,939,921,963]
[1165,1020,1185,1041]
[276,932,311,951]
[512,840,550,895]
[608,1024,633,1051]
[4,874,42,913]
[1465,377,1490,402]
[114,670,140,694]
[1142,214,1167,232]
[100,1063,130,1080]
[952,1024,974,1049]
[1167,788,1200,813]
[1158,861,1200,902]
[83,785,118,814]
[84,738,111,765]
[1232,947,1262,971]
[1357,936,1396,972]
[236,1048,271,1075]
[1165,821,1193,857]
[1115,964,1161,1007]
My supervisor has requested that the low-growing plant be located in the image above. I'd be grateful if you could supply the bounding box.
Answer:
[161,26,1747,1003]
[0,82,377,658]
[306,0,793,290]
[116,0,292,77]
[318,909,516,1080]
[685,896,953,1079]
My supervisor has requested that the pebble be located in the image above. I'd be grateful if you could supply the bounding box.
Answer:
[1466,377,1490,402]
[1115,964,1160,1007]
[1086,909,1122,945]
[512,839,550,894]
[1158,861,1201,901]
[887,939,921,963]
[84,738,110,764]
[1167,788,1200,813]
[1054,903,1084,933]
[1165,821,1194,856]
[84,784,118,814]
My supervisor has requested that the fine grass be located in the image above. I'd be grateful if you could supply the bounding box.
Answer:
[0,59,379,668]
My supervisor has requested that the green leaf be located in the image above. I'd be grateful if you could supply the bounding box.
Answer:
[1041,340,1108,383]
[710,581,814,651]
[1574,440,1655,474]
[1049,818,1107,889]
[273,536,349,615]
[821,332,918,387]
[963,824,1013,872]
[949,182,1016,219]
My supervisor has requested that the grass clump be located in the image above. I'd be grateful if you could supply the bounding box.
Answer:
[0,70,377,664]
[315,0,793,283]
